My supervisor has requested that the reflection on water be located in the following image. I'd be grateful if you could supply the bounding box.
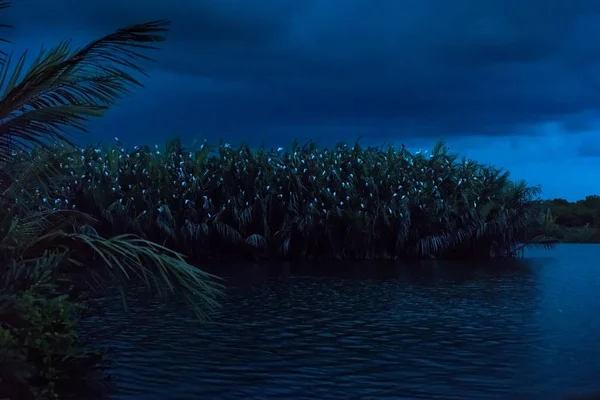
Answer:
[79,244,600,400]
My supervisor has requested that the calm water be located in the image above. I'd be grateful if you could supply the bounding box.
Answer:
[80,244,600,400]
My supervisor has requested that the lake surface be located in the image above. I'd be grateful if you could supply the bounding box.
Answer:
[80,244,600,400]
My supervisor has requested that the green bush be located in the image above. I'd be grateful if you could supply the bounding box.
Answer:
[0,287,107,399]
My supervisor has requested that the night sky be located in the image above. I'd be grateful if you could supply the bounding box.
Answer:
[5,0,600,200]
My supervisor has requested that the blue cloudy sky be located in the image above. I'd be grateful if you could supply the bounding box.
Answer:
[4,0,600,200]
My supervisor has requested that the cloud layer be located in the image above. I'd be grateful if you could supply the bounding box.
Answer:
[4,0,600,199]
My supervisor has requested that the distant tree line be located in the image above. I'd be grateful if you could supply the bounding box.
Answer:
[534,195,600,243]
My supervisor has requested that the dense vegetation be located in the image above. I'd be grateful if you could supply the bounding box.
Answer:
[534,196,600,243]
[19,137,554,262]
[0,5,221,399]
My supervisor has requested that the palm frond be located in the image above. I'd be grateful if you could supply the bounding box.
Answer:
[0,146,71,202]
[50,232,224,320]
[0,207,223,320]
[0,19,170,162]
[0,0,12,51]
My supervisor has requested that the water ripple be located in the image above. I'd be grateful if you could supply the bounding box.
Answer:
[78,245,600,400]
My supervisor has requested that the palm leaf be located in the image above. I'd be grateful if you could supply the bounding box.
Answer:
[0,18,170,162]
[1,208,223,320]
[0,0,11,51]
[55,233,224,321]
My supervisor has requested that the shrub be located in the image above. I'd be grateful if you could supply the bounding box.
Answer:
[0,287,107,400]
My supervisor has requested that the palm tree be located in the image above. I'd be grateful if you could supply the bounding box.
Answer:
[0,0,222,317]
[0,2,223,396]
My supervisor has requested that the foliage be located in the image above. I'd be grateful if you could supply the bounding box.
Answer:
[20,137,554,260]
[0,13,169,163]
[0,2,223,398]
[0,283,107,400]
[532,196,600,243]
[0,150,223,398]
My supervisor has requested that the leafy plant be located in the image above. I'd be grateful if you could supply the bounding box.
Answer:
[0,284,107,400]
[23,137,554,261]
[0,1,223,398]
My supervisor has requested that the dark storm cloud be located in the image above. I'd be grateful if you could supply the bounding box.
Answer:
[6,0,600,140]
